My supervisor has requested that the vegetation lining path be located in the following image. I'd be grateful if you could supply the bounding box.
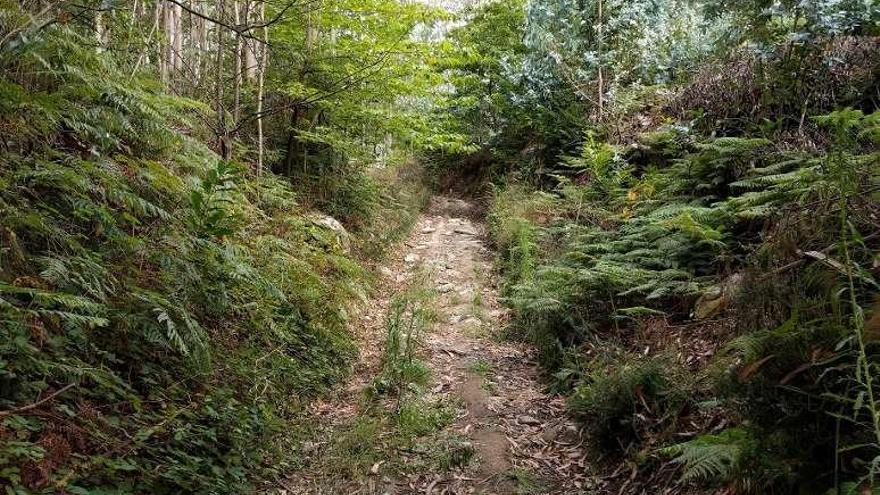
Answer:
[284,196,588,494]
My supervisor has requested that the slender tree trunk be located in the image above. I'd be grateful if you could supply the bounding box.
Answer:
[288,1,320,174]
[306,2,319,52]
[95,11,104,52]
[191,5,200,81]
[174,2,183,70]
[244,1,257,80]
[301,109,322,175]
[256,0,267,174]
[233,0,242,124]
[160,1,171,82]
[131,2,161,78]
[216,0,229,159]
[197,8,207,81]
[285,106,302,175]
[596,0,604,121]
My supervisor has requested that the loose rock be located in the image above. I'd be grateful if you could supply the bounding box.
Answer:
[517,415,541,426]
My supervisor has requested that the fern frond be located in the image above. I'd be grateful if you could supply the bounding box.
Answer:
[663,427,752,482]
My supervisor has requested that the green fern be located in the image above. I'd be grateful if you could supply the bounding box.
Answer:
[189,160,243,238]
[662,427,753,483]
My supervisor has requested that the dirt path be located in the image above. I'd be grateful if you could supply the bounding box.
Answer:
[284,197,589,494]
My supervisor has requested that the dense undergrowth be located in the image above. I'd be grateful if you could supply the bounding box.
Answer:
[0,28,428,493]
[430,0,880,492]
[488,111,880,491]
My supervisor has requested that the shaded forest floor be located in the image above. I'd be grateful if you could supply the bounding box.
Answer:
[280,196,590,494]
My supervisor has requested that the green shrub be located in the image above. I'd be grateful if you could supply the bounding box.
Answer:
[371,277,437,400]
[395,400,456,439]
[354,162,432,259]
[487,110,880,490]
[568,354,691,453]
[0,26,407,493]
[487,185,555,287]
[662,426,792,492]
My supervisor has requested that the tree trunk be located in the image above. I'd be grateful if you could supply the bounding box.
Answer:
[596,0,604,121]
[233,0,242,124]
[256,0,267,174]
[95,11,104,52]
[190,2,200,81]
[161,1,171,82]
[306,3,319,52]
[215,0,229,159]
[197,8,207,81]
[244,1,257,80]
[131,2,161,78]
[172,1,183,70]
[284,106,302,175]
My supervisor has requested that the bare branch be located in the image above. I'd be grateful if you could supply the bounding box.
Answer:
[0,384,75,418]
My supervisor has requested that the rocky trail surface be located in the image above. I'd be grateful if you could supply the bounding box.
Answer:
[283,197,589,494]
